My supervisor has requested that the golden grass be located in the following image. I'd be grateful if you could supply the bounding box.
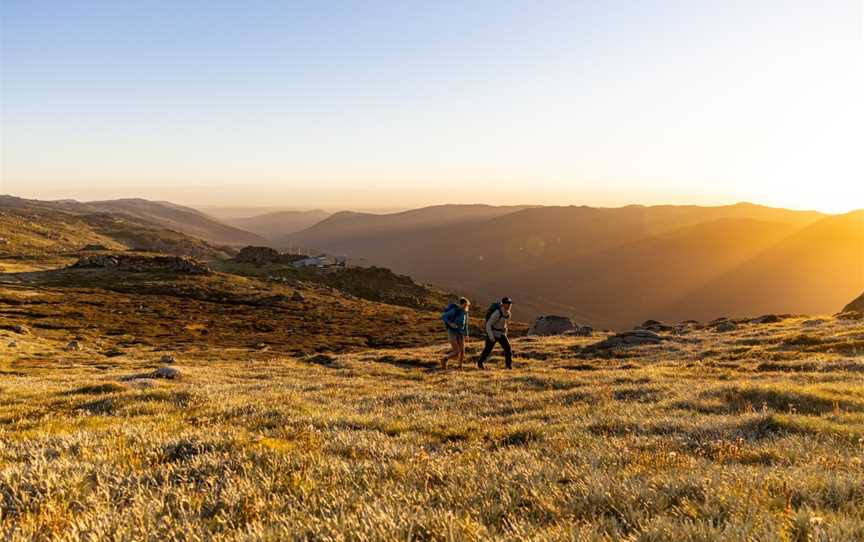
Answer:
[2,317,864,540]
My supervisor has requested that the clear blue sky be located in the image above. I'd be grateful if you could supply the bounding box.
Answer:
[1,1,862,211]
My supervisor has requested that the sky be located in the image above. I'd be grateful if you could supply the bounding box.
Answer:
[1,0,863,212]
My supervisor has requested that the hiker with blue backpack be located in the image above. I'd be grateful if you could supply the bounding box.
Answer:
[477,297,513,369]
[441,297,470,369]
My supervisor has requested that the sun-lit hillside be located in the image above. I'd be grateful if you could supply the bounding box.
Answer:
[3,309,864,540]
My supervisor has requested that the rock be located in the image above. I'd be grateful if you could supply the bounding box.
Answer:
[751,314,782,324]
[836,311,864,321]
[565,326,594,337]
[802,319,827,327]
[587,329,664,350]
[713,321,738,333]
[9,324,30,335]
[70,254,210,274]
[234,246,281,265]
[638,319,675,332]
[7,341,17,348]
[65,340,82,352]
[149,366,182,379]
[80,243,109,251]
[529,315,575,336]
[103,347,124,357]
[160,354,176,364]
[291,291,306,302]
[844,292,864,314]
[255,294,290,306]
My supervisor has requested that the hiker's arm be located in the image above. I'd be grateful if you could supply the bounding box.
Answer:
[486,312,497,341]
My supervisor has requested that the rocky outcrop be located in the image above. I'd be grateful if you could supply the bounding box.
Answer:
[844,293,864,314]
[234,246,282,265]
[637,320,675,333]
[70,254,211,274]
[149,366,182,379]
[529,316,575,336]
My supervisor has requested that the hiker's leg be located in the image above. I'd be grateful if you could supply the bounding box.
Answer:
[443,333,460,368]
[456,335,465,368]
[500,335,513,369]
[478,337,494,368]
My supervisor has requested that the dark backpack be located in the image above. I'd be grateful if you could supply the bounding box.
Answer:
[485,301,502,323]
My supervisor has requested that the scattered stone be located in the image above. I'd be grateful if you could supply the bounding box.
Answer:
[103,347,124,357]
[149,366,182,379]
[8,341,17,348]
[529,315,575,336]
[65,340,82,352]
[9,324,30,335]
[291,291,306,302]
[160,354,176,364]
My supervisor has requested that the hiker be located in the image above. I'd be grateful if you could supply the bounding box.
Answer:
[441,297,470,369]
[478,297,513,369]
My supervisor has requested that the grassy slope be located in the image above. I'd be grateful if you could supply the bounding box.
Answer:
[2,312,864,540]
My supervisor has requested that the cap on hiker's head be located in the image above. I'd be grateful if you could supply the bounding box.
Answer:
[501,297,513,305]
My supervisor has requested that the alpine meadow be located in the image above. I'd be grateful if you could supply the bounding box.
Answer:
[2,1,863,541]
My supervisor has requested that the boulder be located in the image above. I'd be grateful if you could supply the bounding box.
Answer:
[751,314,782,324]
[638,320,675,332]
[587,329,664,350]
[713,321,738,333]
[529,316,575,336]
[802,319,827,327]
[291,291,306,303]
[103,347,124,357]
[9,324,30,335]
[65,340,82,352]
[149,366,182,379]
[234,246,281,265]
[844,293,864,314]
[160,354,176,364]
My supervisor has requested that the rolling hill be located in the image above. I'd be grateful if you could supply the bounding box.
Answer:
[286,202,860,329]
[0,196,235,260]
[226,209,331,242]
[73,198,265,246]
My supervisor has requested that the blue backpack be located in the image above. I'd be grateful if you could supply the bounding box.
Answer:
[441,303,459,328]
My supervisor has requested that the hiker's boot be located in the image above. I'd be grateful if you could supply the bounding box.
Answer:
[476,359,485,370]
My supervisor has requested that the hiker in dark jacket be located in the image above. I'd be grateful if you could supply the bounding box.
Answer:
[478,297,513,369]
[441,297,470,369]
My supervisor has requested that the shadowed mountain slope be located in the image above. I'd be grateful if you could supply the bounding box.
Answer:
[227,209,331,241]
[287,203,843,329]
